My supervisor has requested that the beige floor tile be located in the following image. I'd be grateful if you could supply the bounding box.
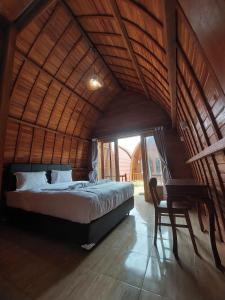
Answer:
[86,249,149,287]
[139,289,170,300]
[67,273,140,300]
[100,227,153,256]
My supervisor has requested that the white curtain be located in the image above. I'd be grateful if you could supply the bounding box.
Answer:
[88,139,98,183]
[153,127,171,183]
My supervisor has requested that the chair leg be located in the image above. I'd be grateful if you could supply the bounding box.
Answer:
[215,209,224,243]
[158,213,161,232]
[185,211,199,255]
[154,210,158,245]
[197,201,205,232]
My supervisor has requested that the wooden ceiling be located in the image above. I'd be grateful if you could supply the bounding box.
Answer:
[68,0,171,111]
[1,0,172,116]
[9,0,121,140]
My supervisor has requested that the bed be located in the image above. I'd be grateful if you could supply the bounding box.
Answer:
[4,163,134,248]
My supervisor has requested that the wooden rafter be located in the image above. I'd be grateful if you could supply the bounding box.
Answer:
[9,116,89,143]
[15,0,56,32]
[60,0,121,90]
[162,0,177,128]
[110,0,151,100]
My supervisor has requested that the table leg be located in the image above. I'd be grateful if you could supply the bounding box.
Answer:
[204,198,222,270]
[168,196,178,258]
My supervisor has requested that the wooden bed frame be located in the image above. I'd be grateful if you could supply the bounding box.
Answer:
[3,163,134,248]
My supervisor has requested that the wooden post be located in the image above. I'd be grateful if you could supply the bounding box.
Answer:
[141,135,150,202]
[109,142,112,179]
[114,139,120,181]
[100,142,104,179]
[0,25,17,206]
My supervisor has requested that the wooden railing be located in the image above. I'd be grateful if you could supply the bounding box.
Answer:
[120,174,128,182]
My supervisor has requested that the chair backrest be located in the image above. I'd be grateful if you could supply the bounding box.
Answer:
[149,178,160,208]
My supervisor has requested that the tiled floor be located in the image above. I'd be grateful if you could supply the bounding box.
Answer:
[0,196,225,300]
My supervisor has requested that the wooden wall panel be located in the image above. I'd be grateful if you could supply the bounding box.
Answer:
[14,125,33,163]
[93,91,170,139]
[30,128,45,163]
[177,6,225,228]
[179,0,225,94]
[42,132,55,163]
[51,135,64,164]
[4,121,19,164]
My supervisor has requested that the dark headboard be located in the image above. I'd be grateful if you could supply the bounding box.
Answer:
[3,164,72,191]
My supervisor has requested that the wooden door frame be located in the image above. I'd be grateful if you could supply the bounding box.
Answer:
[140,135,150,202]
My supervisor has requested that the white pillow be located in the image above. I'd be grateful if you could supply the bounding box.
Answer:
[51,170,73,184]
[15,171,48,191]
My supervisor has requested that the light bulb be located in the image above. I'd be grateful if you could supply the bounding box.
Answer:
[87,74,103,91]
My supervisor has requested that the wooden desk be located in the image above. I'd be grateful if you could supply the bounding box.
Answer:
[165,179,222,269]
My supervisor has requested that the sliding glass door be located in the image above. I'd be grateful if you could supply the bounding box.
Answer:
[97,134,163,201]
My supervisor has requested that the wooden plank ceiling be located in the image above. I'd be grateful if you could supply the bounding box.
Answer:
[67,0,171,111]
[1,0,172,113]
[1,0,173,176]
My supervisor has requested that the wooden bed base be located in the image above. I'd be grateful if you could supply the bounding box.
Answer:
[6,197,134,247]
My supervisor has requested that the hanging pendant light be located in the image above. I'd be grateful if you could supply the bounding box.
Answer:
[87,48,104,91]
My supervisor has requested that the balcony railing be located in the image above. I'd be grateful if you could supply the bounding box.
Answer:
[103,172,163,185]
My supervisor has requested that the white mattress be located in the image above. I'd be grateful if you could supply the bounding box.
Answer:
[6,181,134,224]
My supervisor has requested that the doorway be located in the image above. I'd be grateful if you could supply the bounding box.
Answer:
[118,136,144,196]
[97,134,163,201]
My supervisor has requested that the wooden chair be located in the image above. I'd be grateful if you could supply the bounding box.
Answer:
[149,178,198,255]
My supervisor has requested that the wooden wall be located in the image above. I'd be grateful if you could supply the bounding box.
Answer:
[176,4,225,227]
[93,91,171,139]
[179,0,225,94]
[164,129,192,179]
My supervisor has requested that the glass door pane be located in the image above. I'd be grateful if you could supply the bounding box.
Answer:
[145,136,163,185]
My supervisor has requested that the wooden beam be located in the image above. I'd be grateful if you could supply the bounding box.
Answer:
[8,116,90,143]
[178,43,223,140]
[114,139,120,181]
[140,135,150,202]
[162,0,177,128]
[100,142,104,179]
[60,0,121,90]
[0,25,17,198]
[187,137,225,163]
[15,0,56,33]
[110,0,151,100]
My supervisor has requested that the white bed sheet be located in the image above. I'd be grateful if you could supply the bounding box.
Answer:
[6,181,134,224]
